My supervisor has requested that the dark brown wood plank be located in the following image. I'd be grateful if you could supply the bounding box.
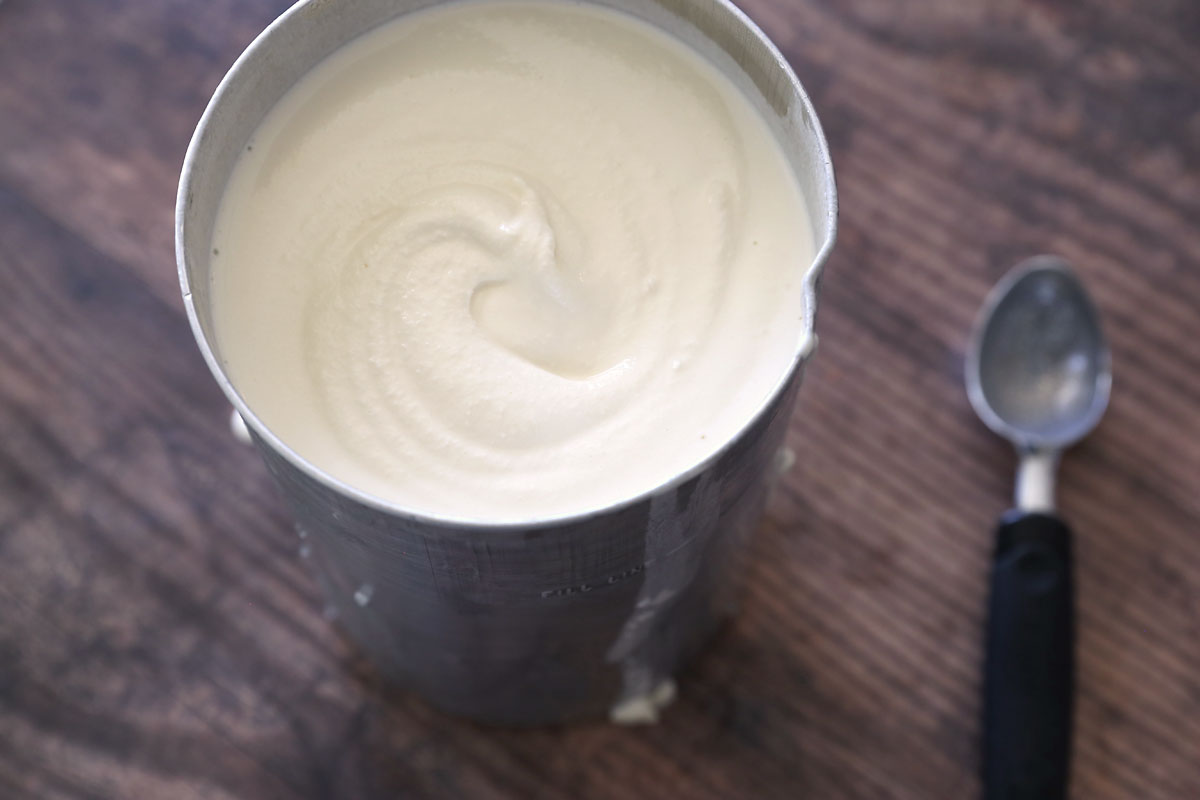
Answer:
[1,0,1198,798]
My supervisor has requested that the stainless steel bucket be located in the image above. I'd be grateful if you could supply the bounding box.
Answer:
[177,0,836,725]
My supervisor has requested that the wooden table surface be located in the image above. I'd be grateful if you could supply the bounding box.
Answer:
[2,0,1198,797]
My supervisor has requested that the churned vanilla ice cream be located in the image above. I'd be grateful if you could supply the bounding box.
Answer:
[211,0,815,521]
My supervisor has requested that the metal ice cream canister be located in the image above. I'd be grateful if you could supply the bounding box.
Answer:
[177,0,837,724]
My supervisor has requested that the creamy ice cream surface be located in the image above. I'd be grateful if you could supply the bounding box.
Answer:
[211,0,815,521]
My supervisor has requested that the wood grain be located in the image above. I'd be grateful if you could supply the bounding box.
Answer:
[1,0,1198,797]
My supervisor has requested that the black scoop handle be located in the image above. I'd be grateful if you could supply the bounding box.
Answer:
[982,511,1074,800]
